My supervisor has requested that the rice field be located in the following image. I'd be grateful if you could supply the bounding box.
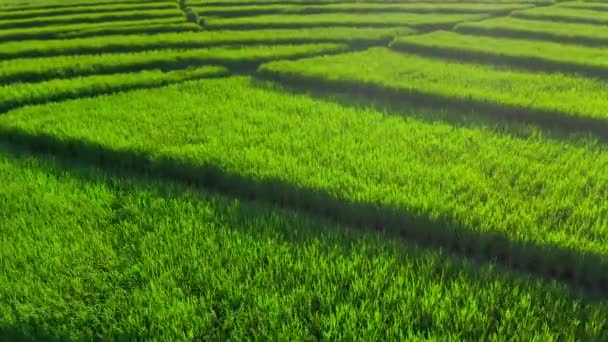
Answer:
[2,0,608,339]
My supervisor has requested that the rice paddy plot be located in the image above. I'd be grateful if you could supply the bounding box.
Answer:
[0,27,414,60]
[455,17,608,46]
[0,0,162,12]
[0,8,184,30]
[0,43,348,84]
[556,1,608,12]
[259,47,608,127]
[0,66,228,113]
[512,6,608,25]
[203,12,487,30]
[0,1,178,21]
[2,77,608,287]
[0,18,195,42]
[1,145,606,340]
[187,0,553,5]
[390,30,608,77]
[192,2,533,17]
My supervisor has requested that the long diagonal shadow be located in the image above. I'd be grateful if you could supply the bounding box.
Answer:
[1,124,608,299]
[254,70,608,143]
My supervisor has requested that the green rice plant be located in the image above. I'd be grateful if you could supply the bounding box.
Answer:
[0,66,227,112]
[0,17,187,42]
[0,1,177,21]
[260,47,608,124]
[0,8,183,30]
[390,30,608,77]
[0,43,348,83]
[0,27,413,59]
[455,17,608,46]
[193,2,533,17]
[512,6,608,25]
[203,12,487,30]
[2,76,608,288]
[556,1,608,12]
[58,22,201,40]
[1,144,606,340]
[0,0,159,12]
[187,0,552,5]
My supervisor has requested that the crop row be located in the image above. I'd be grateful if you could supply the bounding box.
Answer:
[186,0,553,6]
[261,48,608,126]
[0,20,198,43]
[0,7,183,30]
[192,2,532,17]
[390,30,608,78]
[0,43,348,84]
[0,0,164,12]
[512,5,608,25]
[455,17,608,46]
[0,66,227,113]
[1,142,606,340]
[0,1,177,21]
[203,12,487,30]
[2,76,608,291]
[0,27,413,59]
[557,1,608,12]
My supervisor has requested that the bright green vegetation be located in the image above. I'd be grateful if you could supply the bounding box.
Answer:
[0,66,227,112]
[2,0,608,338]
[187,0,552,4]
[455,17,608,45]
[2,144,607,340]
[261,48,608,123]
[557,1,608,12]
[3,77,608,279]
[0,8,183,29]
[512,6,608,25]
[203,12,487,30]
[0,1,178,21]
[0,44,348,83]
[0,28,413,59]
[193,3,532,17]
[0,0,158,11]
[0,19,198,42]
[390,30,608,75]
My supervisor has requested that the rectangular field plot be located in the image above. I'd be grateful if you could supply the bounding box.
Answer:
[2,77,608,286]
[2,144,606,340]
[456,17,608,46]
[390,30,608,76]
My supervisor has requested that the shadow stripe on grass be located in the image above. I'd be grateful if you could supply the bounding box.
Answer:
[390,31,608,80]
[2,124,608,297]
[0,43,349,84]
[0,66,228,113]
[0,28,411,60]
[258,48,608,141]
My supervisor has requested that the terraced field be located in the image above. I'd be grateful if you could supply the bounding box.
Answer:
[2,0,608,340]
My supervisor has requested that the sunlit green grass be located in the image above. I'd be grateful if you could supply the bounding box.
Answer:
[0,43,348,83]
[0,7,183,29]
[390,30,608,74]
[1,143,607,340]
[262,47,608,121]
[0,66,227,112]
[0,27,412,59]
[512,5,608,25]
[455,17,608,45]
[2,76,607,267]
[193,2,532,17]
[203,12,486,29]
